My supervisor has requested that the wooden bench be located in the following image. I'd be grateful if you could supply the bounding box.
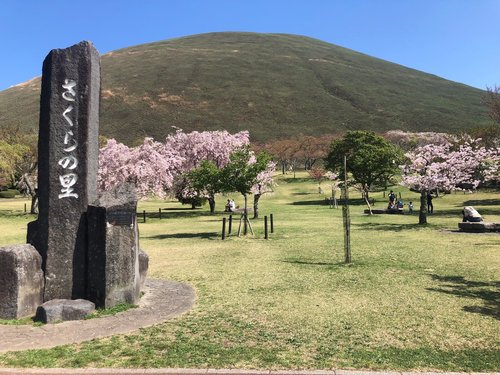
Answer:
[458,222,500,233]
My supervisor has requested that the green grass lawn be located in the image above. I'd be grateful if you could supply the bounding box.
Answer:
[0,173,499,371]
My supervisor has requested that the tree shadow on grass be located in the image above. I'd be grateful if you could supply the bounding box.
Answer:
[281,258,344,267]
[146,232,219,240]
[137,210,213,220]
[463,198,500,206]
[354,222,432,232]
[291,198,367,206]
[427,274,500,320]
[427,208,500,218]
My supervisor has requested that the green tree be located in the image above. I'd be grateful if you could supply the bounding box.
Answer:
[186,160,224,214]
[324,131,403,211]
[222,147,272,233]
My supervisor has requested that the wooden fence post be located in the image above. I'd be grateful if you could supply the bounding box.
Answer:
[222,218,226,240]
[264,216,268,240]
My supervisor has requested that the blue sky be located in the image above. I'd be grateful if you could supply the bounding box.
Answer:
[0,0,498,91]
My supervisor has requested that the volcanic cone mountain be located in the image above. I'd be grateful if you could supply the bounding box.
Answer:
[0,32,488,144]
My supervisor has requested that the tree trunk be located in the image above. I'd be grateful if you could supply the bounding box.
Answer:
[20,173,38,214]
[253,194,261,219]
[191,202,196,209]
[363,187,373,215]
[419,190,427,224]
[208,196,215,214]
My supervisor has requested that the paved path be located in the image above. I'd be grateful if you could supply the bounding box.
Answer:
[0,368,497,375]
[0,279,196,353]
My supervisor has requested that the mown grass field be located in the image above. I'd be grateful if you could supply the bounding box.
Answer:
[0,173,498,371]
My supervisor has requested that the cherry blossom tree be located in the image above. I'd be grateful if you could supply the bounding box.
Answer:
[325,171,341,207]
[98,138,183,199]
[165,128,250,205]
[251,161,276,219]
[401,137,499,224]
[308,167,327,193]
[164,128,249,170]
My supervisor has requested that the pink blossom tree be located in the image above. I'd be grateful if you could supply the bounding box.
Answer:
[165,128,250,207]
[164,128,250,170]
[98,138,183,199]
[251,161,276,219]
[401,137,499,224]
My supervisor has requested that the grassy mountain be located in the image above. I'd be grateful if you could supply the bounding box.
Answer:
[0,32,490,145]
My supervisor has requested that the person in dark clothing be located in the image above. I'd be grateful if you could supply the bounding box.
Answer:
[427,192,434,213]
[388,190,396,209]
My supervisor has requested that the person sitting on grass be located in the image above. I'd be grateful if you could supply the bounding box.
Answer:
[396,199,404,212]
[225,199,232,212]
[462,206,483,222]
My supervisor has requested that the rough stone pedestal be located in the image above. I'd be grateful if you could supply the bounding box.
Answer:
[87,184,141,308]
[0,245,44,319]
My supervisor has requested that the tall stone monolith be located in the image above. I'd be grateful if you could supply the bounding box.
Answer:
[28,41,100,301]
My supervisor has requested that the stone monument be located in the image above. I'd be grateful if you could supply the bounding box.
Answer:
[28,41,100,301]
[0,41,148,321]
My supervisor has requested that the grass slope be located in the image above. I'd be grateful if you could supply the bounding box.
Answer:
[0,174,498,370]
[0,32,489,145]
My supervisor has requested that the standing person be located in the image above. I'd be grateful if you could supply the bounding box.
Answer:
[427,192,434,214]
[388,190,396,209]
[229,199,236,212]
[408,201,414,214]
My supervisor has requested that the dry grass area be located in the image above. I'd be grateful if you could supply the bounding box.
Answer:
[0,174,498,370]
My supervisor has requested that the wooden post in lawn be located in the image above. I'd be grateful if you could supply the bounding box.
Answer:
[264,216,268,240]
[143,210,146,223]
[270,213,274,233]
[228,215,232,235]
[222,218,226,240]
[158,208,162,219]
[342,155,352,264]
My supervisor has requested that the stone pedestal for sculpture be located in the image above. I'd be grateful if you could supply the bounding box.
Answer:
[27,41,100,301]
[0,245,44,319]
[87,184,141,308]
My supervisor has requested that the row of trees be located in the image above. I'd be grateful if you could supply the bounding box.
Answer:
[321,130,499,223]
[98,129,276,217]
